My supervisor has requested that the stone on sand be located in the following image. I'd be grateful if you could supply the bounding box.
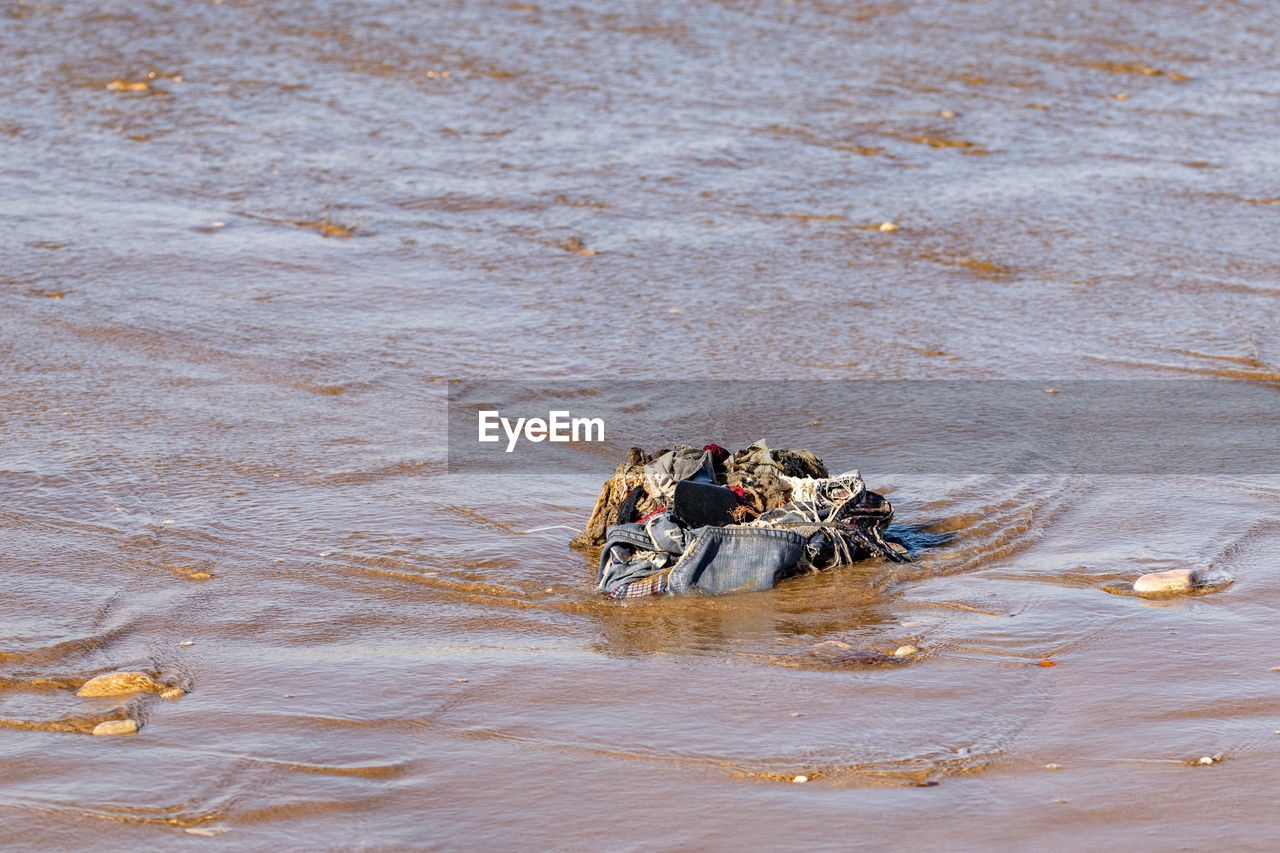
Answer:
[77,671,165,697]
[1133,569,1198,594]
[92,719,139,736]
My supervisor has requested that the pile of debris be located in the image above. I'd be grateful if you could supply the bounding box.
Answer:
[572,441,909,598]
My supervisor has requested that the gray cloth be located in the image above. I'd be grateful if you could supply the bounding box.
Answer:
[641,447,715,505]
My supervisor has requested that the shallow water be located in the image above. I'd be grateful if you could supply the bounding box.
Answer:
[3,0,1280,848]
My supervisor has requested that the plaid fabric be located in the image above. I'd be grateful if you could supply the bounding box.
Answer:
[606,569,672,599]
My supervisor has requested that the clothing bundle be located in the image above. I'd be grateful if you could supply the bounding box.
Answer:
[571,441,909,598]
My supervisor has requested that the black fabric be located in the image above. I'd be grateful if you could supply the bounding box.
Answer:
[671,480,739,529]
[615,484,647,525]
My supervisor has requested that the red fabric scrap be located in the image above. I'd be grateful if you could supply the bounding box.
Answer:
[702,443,729,463]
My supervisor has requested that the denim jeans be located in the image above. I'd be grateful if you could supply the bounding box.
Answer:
[667,525,810,595]
[598,512,814,596]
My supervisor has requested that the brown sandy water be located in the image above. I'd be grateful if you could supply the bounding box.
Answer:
[3,0,1280,848]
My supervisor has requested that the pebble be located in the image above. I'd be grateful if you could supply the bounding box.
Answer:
[1198,756,1214,765]
[77,671,165,697]
[1045,763,1061,770]
[179,640,195,647]
[790,712,803,718]
[185,827,229,837]
[878,221,900,232]
[92,719,139,736]
[894,645,919,657]
[160,687,186,700]
[792,775,808,783]
[1133,568,1198,594]
[939,110,958,118]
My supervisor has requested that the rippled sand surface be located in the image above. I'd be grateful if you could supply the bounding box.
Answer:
[4,0,1280,848]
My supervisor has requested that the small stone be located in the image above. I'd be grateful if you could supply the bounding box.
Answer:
[1113,93,1130,100]
[939,110,958,118]
[894,645,919,657]
[1045,763,1061,770]
[78,671,165,697]
[1198,755,1214,765]
[1133,569,1198,594]
[162,519,175,525]
[189,571,212,580]
[790,712,803,718]
[792,775,808,783]
[179,640,195,647]
[160,687,186,700]
[92,719,139,736]
[454,678,467,683]
[185,827,228,837]
[1044,388,1059,394]
[878,221,900,232]
[283,694,294,698]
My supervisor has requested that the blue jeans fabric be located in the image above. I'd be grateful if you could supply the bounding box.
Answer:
[666,525,810,595]
[597,513,690,593]
[598,512,813,596]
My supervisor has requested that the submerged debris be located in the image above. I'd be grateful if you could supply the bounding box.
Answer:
[576,440,906,594]
[577,441,908,598]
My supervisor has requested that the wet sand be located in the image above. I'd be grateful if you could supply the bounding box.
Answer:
[3,0,1280,848]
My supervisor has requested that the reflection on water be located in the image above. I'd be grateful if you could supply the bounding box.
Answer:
[4,0,1280,847]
